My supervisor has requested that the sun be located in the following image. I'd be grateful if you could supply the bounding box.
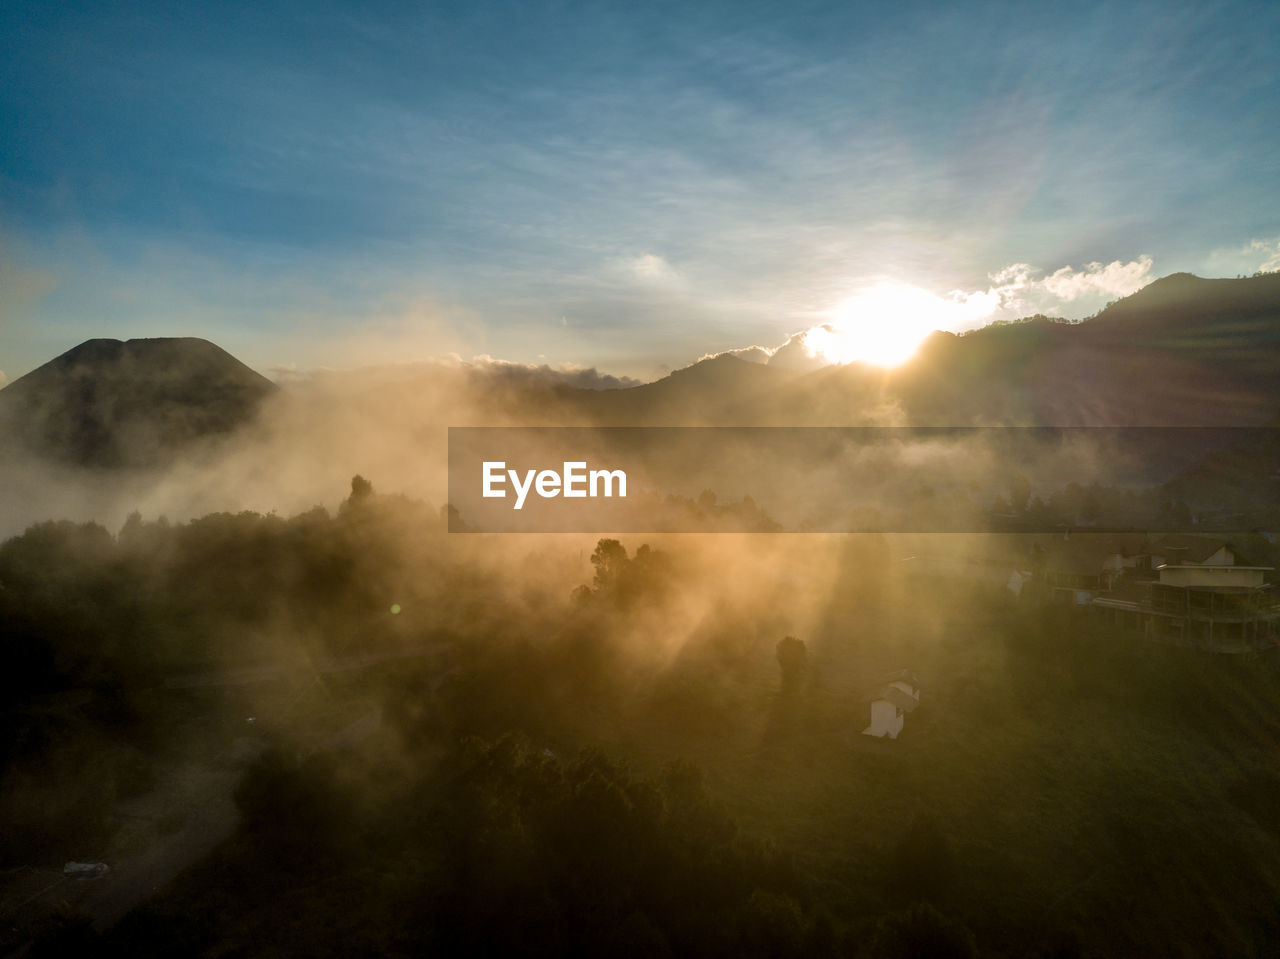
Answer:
[803,281,985,367]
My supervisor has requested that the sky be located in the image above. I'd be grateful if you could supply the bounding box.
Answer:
[2,0,1279,384]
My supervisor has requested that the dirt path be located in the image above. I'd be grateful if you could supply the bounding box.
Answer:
[80,759,249,932]
[0,753,254,957]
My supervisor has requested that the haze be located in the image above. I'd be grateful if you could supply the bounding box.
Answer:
[3,3,1280,957]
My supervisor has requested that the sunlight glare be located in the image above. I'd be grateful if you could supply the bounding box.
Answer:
[804,282,997,367]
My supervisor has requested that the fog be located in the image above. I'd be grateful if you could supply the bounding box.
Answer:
[3,338,1280,956]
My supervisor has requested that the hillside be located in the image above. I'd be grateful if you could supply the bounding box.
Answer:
[888,272,1280,427]
[5,505,1280,956]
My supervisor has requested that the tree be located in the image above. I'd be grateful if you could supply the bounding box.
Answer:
[590,538,629,591]
[347,474,373,505]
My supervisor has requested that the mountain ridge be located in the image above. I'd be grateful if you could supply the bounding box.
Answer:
[574,270,1280,427]
[6,272,1280,470]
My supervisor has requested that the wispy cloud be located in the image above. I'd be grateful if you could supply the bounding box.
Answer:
[1245,238,1280,273]
[629,253,678,283]
[1254,243,1280,272]
[1202,236,1280,277]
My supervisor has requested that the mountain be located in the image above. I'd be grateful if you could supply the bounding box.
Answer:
[572,353,804,425]
[1094,271,1280,337]
[281,270,1280,434]
[4,272,1279,467]
[498,272,1277,429]
[0,338,277,467]
[879,271,1280,427]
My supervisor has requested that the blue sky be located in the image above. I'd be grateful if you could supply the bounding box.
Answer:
[2,0,1279,382]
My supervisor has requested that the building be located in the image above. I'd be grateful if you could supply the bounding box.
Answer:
[1042,533,1151,604]
[1148,534,1236,568]
[1086,536,1279,652]
[861,670,921,740]
[1140,563,1278,651]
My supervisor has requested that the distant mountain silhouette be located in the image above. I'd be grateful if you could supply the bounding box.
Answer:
[0,338,277,467]
[580,353,804,425]
[4,273,1279,471]
[561,271,1280,428]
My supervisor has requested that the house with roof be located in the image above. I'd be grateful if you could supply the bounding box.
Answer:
[1148,534,1237,568]
[861,669,920,740]
[1042,532,1151,604]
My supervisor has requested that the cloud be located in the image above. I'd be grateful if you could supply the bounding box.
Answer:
[469,355,643,390]
[767,332,831,371]
[266,353,645,391]
[696,336,824,371]
[632,253,674,278]
[1202,236,1280,277]
[619,253,681,287]
[697,345,773,365]
[960,256,1154,320]
[266,362,305,383]
[1040,256,1155,301]
[1245,238,1280,273]
[972,257,1154,317]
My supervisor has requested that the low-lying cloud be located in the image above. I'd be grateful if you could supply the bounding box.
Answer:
[468,355,644,391]
[267,353,642,391]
